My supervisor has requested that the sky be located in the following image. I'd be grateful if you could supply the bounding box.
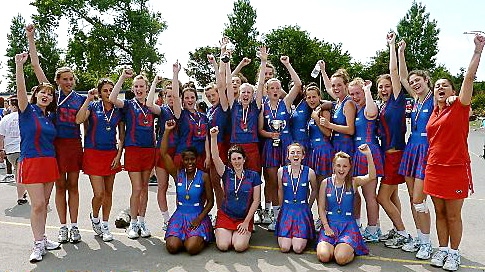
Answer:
[0,0,484,91]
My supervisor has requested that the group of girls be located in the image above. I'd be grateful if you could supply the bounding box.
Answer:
[16,22,483,271]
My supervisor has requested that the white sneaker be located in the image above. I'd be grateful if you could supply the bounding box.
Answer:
[139,222,151,238]
[58,226,69,243]
[430,249,449,267]
[314,219,322,232]
[127,223,140,239]
[0,174,14,183]
[29,241,45,263]
[162,221,169,231]
[90,213,103,236]
[415,242,432,260]
[43,236,60,250]
[69,226,81,243]
[101,224,113,242]
[442,250,461,271]
[254,208,262,224]
[262,210,272,224]
[210,215,217,228]
[267,221,276,232]
[385,233,411,249]
[401,236,421,252]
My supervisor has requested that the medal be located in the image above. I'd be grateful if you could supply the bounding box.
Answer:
[143,119,149,125]
[293,199,297,203]
[337,208,341,214]
[133,98,150,126]
[235,196,239,201]
[106,126,112,131]
[102,101,115,130]
[184,169,198,202]
[188,111,202,135]
[185,194,190,200]
[334,176,345,215]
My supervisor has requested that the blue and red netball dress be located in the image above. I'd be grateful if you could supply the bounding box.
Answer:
[230,100,261,173]
[290,100,311,165]
[307,117,334,178]
[54,90,86,172]
[318,177,368,255]
[165,169,213,242]
[378,92,406,185]
[215,167,262,231]
[174,109,208,170]
[18,104,59,184]
[331,97,355,157]
[399,93,433,180]
[352,106,384,177]
[424,100,472,199]
[275,165,315,240]
[207,104,231,164]
[123,98,156,172]
[261,100,292,168]
[82,101,123,176]
[156,105,179,169]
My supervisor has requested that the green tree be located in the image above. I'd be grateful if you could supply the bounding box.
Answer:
[185,46,220,87]
[396,1,440,72]
[31,0,167,90]
[5,14,61,93]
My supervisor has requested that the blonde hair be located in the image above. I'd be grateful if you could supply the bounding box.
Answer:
[331,68,350,85]
[348,77,365,89]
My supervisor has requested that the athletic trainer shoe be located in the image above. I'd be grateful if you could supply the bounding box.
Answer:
[442,250,461,271]
[267,221,276,232]
[139,222,151,238]
[314,219,322,232]
[69,226,81,243]
[29,241,45,263]
[362,228,381,243]
[401,236,421,252]
[162,221,169,231]
[43,235,60,250]
[101,224,113,242]
[127,223,140,239]
[90,213,103,236]
[385,233,411,249]
[58,226,69,243]
[430,249,448,267]
[415,242,433,260]
[262,209,272,224]
[254,208,262,224]
[379,229,396,242]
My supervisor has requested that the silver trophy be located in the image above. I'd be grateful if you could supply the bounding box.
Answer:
[269,120,286,147]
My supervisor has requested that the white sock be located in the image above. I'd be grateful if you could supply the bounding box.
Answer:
[60,224,67,229]
[439,246,449,252]
[137,216,145,223]
[70,223,78,228]
[265,202,272,211]
[272,206,280,220]
[161,211,170,222]
[367,225,378,234]
[355,218,361,227]
[130,219,137,226]
[449,248,459,254]
[92,216,100,224]
[421,233,430,244]
[397,230,407,237]
[102,221,109,228]
[417,229,423,240]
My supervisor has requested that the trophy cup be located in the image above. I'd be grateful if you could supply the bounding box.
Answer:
[269,120,286,147]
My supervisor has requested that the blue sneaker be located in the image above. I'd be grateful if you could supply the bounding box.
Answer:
[362,227,381,243]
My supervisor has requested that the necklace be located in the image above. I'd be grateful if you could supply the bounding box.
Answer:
[101,101,115,131]
[412,91,432,131]
[133,98,149,124]
[233,170,244,201]
[269,99,280,120]
[57,90,73,107]
[241,104,249,132]
[184,169,198,200]
[188,110,202,136]
[334,176,345,214]
[290,166,302,203]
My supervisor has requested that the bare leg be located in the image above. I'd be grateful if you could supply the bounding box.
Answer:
[334,243,355,265]
[215,228,233,251]
[101,175,115,221]
[66,171,80,223]
[377,184,405,231]
[184,236,206,255]
[316,241,334,263]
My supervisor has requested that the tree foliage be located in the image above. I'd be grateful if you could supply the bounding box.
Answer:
[5,14,61,93]
[31,0,167,90]
[185,46,220,87]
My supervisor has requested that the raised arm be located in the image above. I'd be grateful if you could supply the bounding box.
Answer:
[318,60,337,100]
[110,69,132,108]
[208,54,228,111]
[25,24,49,84]
[209,127,225,176]
[75,89,96,124]
[15,53,29,112]
[388,32,402,99]
[146,75,162,115]
[172,61,182,119]
[354,144,376,187]
[160,120,178,178]
[255,47,268,110]
[397,40,414,97]
[226,61,236,109]
[363,80,378,120]
[232,57,251,77]
[281,56,302,111]
[459,34,485,106]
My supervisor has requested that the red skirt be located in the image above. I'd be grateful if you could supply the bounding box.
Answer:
[18,157,60,184]
[381,151,405,185]
[124,146,156,172]
[156,147,176,169]
[424,163,473,199]
[83,148,122,176]
[215,209,254,232]
[55,138,83,172]
[235,143,261,173]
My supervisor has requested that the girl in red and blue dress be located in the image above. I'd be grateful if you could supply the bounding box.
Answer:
[397,40,435,259]
[348,78,384,243]
[258,56,301,231]
[210,126,261,252]
[376,33,410,248]
[275,143,317,254]
[27,24,85,244]
[75,78,124,242]
[161,120,214,255]
[316,144,375,265]
[15,52,61,262]
[110,68,156,240]
[146,66,182,230]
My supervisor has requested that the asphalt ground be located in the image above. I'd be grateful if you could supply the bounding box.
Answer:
[0,128,484,271]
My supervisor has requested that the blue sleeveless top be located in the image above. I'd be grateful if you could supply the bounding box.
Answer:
[325,176,354,222]
[281,165,310,204]
[176,169,205,207]
[354,106,379,146]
